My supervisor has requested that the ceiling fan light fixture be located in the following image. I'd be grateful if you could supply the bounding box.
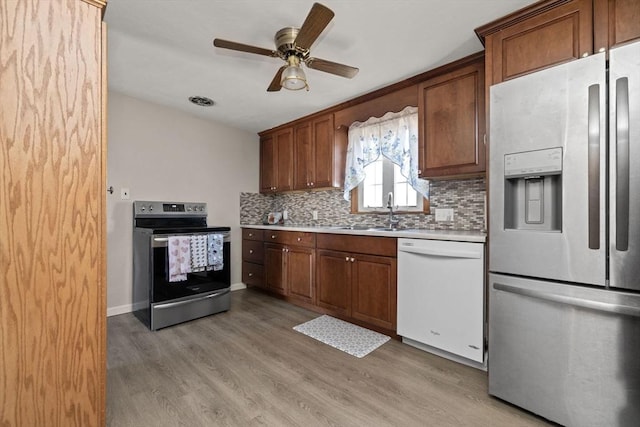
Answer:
[281,55,308,91]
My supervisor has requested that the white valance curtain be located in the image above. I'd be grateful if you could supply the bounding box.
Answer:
[343,106,429,201]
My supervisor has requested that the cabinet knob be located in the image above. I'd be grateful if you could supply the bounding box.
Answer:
[282,248,286,252]
[350,257,355,262]
[297,237,301,242]
[248,273,253,277]
[271,235,276,239]
[345,257,349,262]
[249,249,254,254]
[249,233,253,237]
[310,182,314,186]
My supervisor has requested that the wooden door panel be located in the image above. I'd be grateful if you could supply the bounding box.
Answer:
[594,0,640,50]
[260,134,276,192]
[351,255,397,330]
[0,1,106,425]
[276,129,293,191]
[424,72,477,169]
[487,0,593,85]
[312,114,334,188]
[287,247,315,304]
[264,244,286,295]
[294,122,312,190]
[316,250,351,316]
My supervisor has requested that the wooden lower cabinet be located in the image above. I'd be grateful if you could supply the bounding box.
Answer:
[286,246,315,304]
[316,250,352,316]
[244,229,398,333]
[264,243,287,295]
[316,249,397,330]
[351,254,397,330]
[264,243,315,303]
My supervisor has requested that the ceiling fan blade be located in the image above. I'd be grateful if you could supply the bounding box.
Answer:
[213,38,278,57]
[267,66,286,92]
[294,3,334,51]
[306,57,359,79]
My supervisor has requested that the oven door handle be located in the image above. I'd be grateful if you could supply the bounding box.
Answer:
[154,289,230,310]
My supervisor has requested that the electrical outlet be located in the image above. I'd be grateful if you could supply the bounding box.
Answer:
[282,210,288,220]
[435,208,454,222]
[312,210,318,220]
[120,188,130,200]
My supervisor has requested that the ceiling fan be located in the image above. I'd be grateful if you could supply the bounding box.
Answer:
[213,2,359,92]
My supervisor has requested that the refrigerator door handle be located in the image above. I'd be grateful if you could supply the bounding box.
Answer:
[615,77,630,251]
[493,282,640,318]
[587,84,600,250]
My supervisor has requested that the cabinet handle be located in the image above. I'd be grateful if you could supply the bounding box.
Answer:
[350,257,355,262]
[249,249,254,254]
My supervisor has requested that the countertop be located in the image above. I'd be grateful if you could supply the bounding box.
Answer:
[242,224,486,243]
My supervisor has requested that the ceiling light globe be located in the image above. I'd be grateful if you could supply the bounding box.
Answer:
[281,65,308,91]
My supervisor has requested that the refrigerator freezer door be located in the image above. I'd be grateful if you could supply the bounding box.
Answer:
[610,40,640,291]
[489,54,606,285]
[488,273,640,427]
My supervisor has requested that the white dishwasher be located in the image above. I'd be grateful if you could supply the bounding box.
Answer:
[397,238,485,367]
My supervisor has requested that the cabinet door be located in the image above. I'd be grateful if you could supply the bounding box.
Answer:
[594,0,640,51]
[275,128,293,192]
[264,244,286,295]
[242,261,265,288]
[485,0,593,85]
[287,247,315,304]
[316,250,351,316]
[260,133,276,193]
[312,114,335,188]
[351,254,397,330]
[418,59,485,177]
[294,121,313,190]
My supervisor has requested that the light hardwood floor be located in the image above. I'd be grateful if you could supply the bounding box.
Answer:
[107,289,551,426]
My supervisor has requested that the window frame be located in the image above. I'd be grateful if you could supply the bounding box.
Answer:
[350,156,430,215]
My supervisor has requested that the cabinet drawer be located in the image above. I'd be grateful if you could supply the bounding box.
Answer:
[242,240,264,263]
[242,228,264,241]
[242,261,264,287]
[264,230,316,247]
[316,234,396,257]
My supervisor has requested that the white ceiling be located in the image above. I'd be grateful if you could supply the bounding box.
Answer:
[105,0,536,134]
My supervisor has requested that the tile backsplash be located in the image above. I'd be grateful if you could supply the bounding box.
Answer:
[240,177,486,231]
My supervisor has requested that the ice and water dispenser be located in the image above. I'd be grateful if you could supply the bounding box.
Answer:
[503,147,562,231]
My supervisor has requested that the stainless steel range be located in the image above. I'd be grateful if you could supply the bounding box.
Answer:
[132,201,231,330]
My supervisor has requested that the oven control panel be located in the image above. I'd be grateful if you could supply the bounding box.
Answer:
[134,201,207,217]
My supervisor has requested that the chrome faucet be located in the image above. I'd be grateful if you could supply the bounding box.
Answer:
[386,192,400,229]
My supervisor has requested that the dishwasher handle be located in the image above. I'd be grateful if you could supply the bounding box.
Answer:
[398,245,482,259]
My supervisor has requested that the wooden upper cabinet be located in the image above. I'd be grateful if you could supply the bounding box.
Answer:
[311,114,335,188]
[294,121,313,190]
[477,0,594,86]
[293,113,337,190]
[260,127,293,193]
[594,0,640,51]
[418,55,486,178]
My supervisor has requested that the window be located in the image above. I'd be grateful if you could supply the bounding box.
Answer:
[358,156,424,212]
[343,106,429,213]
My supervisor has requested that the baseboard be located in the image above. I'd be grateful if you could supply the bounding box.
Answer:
[107,284,247,317]
[107,301,148,317]
[230,282,247,291]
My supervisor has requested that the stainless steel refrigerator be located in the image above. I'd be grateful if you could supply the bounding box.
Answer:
[488,40,640,427]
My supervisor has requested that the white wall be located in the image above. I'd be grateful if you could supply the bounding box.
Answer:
[106,91,259,315]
